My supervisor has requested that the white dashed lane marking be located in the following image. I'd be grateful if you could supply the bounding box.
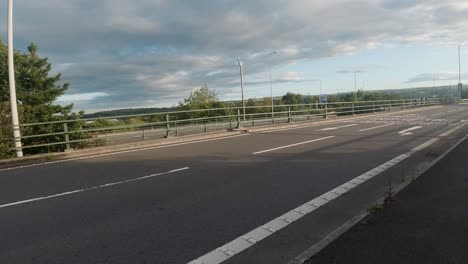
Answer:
[398,126,422,136]
[189,122,467,264]
[318,124,358,131]
[359,123,394,132]
[253,136,335,155]
[0,167,190,209]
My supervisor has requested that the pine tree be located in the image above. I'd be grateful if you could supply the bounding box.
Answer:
[0,40,84,157]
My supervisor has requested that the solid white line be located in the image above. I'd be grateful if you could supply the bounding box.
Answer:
[0,134,248,173]
[189,123,464,264]
[0,167,190,209]
[252,136,335,155]
[432,112,445,117]
[447,110,457,113]
[318,124,358,131]
[359,123,394,132]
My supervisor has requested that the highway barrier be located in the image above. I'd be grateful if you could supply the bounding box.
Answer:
[1,98,441,156]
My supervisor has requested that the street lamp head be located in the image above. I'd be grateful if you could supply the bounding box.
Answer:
[237,57,243,66]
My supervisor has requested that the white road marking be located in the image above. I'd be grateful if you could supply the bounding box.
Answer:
[398,126,422,136]
[318,124,358,131]
[189,123,467,264]
[0,167,190,209]
[0,105,443,172]
[359,123,394,132]
[0,134,248,173]
[431,112,445,117]
[257,105,441,135]
[447,110,457,113]
[253,136,335,155]
[439,122,467,137]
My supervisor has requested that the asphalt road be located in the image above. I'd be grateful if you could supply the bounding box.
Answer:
[0,105,467,264]
[309,138,468,264]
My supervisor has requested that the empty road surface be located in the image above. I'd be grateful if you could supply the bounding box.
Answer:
[1,105,467,264]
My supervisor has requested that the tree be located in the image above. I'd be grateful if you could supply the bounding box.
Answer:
[282,92,305,105]
[177,84,226,119]
[0,40,83,157]
[179,84,222,109]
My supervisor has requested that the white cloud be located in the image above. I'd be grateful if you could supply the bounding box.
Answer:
[2,0,468,110]
[57,92,109,102]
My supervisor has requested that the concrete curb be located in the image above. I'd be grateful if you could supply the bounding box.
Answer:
[289,133,467,264]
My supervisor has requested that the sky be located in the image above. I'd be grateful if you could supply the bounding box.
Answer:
[1,0,468,112]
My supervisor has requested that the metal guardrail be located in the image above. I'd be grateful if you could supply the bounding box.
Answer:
[1,98,440,154]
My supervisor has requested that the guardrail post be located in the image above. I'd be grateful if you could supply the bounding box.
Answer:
[142,129,146,140]
[324,104,328,119]
[389,102,392,111]
[165,114,170,138]
[373,102,376,113]
[175,123,179,136]
[352,103,355,115]
[63,123,71,152]
[237,109,241,128]
[288,106,292,123]
[204,122,208,133]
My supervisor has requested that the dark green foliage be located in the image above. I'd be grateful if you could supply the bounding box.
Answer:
[176,84,230,120]
[282,92,304,105]
[0,40,83,157]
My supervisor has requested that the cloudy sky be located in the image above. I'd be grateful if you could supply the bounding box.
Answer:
[1,0,468,112]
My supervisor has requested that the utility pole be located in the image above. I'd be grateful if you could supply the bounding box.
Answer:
[237,58,246,121]
[8,0,23,157]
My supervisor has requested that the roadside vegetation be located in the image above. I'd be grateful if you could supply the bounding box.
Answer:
[1,40,465,159]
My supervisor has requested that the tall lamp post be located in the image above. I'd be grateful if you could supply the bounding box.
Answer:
[268,51,277,117]
[353,71,360,102]
[237,58,246,121]
[458,44,467,101]
[319,79,323,95]
[7,0,23,157]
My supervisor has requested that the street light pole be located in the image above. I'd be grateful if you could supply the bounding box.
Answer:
[459,45,463,101]
[237,58,246,121]
[269,52,277,118]
[319,79,322,95]
[459,45,462,85]
[7,0,23,158]
[354,71,358,102]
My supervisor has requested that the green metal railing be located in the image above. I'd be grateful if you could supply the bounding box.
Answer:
[1,98,440,155]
